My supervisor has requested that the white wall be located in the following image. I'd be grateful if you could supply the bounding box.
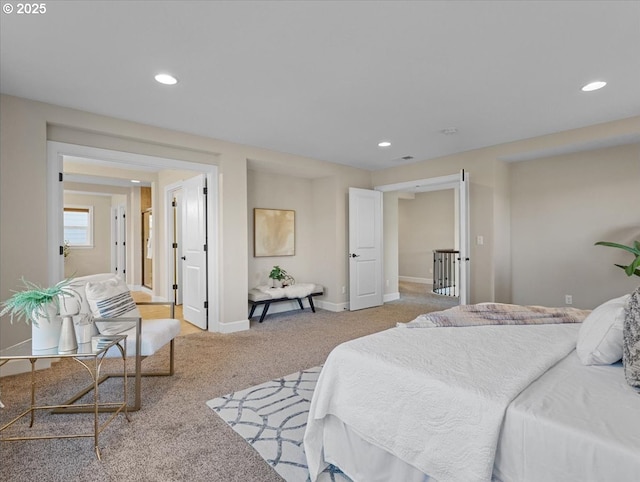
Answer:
[510,143,640,309]
[398,190,455,281]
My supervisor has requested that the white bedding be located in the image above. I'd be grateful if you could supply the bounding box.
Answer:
[304,323,581,482]
[495,352,640,482]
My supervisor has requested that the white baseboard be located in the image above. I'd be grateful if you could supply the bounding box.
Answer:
[316,300,349,312]
[399,276,433,285]
[218,319,250,333]
[384,292,400,302]
[0,358,53,378]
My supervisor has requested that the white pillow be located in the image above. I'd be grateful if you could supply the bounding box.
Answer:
[577,294,630,365]
[85,275,141,335]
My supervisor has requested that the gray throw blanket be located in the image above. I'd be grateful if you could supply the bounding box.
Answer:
[401,303,590,328]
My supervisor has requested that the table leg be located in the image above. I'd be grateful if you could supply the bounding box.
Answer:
[259,302,271,323]
[29,358,36,428]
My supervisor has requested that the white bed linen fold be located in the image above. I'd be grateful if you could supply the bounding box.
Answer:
[495,352,640,482]
[304,324,581,482]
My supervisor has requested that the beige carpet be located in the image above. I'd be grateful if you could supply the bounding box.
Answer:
[0,291,455,482]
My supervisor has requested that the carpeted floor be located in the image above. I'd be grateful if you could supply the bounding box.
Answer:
[0,286,455,482]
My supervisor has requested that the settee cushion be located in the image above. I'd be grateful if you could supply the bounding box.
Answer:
[103,317,181,358]
[248,283,324,302]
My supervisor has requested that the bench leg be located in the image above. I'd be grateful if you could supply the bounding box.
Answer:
[308,295,316,313]
[259,302,271,323]
[296,298,304,310]
[249,303,257,318]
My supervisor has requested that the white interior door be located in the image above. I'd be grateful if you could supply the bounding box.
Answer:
[181,174,207,329]
[173,190,184,305]
[349,187,383,311]
[458,170,470,304]
[110,205,126,279]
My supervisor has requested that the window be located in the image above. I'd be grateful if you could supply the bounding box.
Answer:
[64,206,93,247]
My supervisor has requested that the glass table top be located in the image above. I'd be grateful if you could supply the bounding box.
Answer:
[0,335,126,359]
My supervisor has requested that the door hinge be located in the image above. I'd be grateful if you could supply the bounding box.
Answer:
[59,245,64,255]
[204,301,208,309]
[172,242,178,249]
[172,200,177,207]
[172,284,178,290]
[203,187,208,195]
[203,244,207,252]
[59,172,63,182]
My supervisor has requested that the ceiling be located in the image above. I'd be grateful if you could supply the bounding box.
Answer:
[1,1,639,171]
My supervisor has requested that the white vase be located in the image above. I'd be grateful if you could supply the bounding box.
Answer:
[58,294,80,353]
[31,304,62,351]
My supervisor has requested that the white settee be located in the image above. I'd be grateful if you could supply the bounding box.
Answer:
[68,273,181,411]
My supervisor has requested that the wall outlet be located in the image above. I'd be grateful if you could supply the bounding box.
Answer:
[476,235,484,245]
[386,279,389,287]
[565,295,573,305]
[341,286,346,294]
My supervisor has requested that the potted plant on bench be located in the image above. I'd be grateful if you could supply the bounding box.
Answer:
[269,266,295,288]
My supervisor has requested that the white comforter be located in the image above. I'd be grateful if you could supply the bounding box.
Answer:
[304,323,581,482]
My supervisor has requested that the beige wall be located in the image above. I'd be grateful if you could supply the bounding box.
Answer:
[372,117,640,304]
[510,143,640,309]
[62,193,112,278]
[1,92,638,348]
[0,94,247,347]
[383,191,399,297]
[247,170,315,288]
[398,190,455,280]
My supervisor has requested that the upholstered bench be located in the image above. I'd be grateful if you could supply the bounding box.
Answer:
[248,284,324,323]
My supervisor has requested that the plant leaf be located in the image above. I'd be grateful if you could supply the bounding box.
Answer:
[595,241,640,256]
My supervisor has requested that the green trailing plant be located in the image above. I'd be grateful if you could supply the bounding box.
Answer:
[0,277,77,326]
[595,240,640,278]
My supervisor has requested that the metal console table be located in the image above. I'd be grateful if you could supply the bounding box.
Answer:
[0,335,130,459]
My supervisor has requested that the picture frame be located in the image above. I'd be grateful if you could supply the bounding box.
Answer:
[254,208,295,257]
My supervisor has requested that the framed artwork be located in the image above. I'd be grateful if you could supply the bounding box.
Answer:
[254,208,295,257]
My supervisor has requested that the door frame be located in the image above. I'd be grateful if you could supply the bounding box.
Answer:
[47,141,221,331]
[374,170,471,304]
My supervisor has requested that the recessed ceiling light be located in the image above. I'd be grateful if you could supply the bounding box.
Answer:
[440,128,458,135]
[131,179,141,183]
[378,141,391,148]
[154,73,178,85]
[581,81,606,92]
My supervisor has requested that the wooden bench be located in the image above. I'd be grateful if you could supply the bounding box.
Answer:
[248,284,324,323]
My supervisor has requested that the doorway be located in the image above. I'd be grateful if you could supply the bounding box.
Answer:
[375,170,470,305]
[47,141,221,332]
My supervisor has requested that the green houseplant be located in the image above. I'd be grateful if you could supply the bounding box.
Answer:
[268,266,295,287]
[0,277,77,326]
[595,240,640,278]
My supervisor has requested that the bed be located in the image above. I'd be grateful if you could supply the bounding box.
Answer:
[304,299,640,482]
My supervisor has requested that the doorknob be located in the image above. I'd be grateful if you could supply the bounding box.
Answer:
[181,256,186,261]
[350,253,360,258]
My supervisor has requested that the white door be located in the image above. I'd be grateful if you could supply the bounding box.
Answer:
[348,187,383,311]
[182,174,207,329]
[170,190,184,305]
[458,170,470,305]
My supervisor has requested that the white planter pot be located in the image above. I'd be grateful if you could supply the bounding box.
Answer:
[31,304,62,351]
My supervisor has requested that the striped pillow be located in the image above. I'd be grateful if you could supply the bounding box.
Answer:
[85,275,141,335]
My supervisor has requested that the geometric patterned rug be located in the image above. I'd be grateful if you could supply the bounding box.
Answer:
[206,366,351,482]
